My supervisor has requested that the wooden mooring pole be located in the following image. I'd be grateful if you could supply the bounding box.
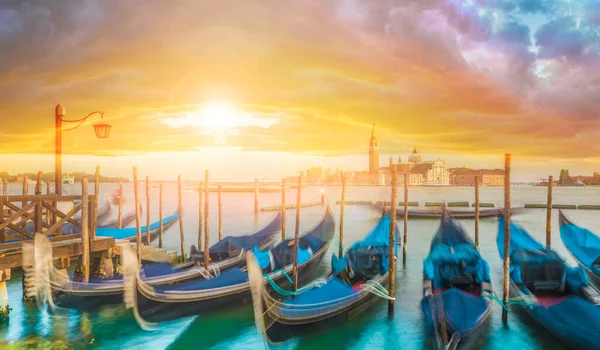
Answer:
[204,171,210,269]
[502,154,511,324]
[81,178,90,283]
[133,167,142,264]
[197,181,203,250]
[389,164,398,314]
[158,182,164,249]
[118,181,123,229]
[546,175,553,249]
[281,182,286,240]
[475,176,480,249]
[145,176,151,245]
[403,173,408,266]
[2,178,6,197]
[177,175,185,261]
[218,184,223,241]
[293,173,302,292]
[339,174,346,258]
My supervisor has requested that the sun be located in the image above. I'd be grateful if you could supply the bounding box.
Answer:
[194,103,239,131]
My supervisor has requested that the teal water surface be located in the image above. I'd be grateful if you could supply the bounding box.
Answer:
[1,184,599,349]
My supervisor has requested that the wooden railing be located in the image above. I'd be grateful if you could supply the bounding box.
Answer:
[0,194,97,244]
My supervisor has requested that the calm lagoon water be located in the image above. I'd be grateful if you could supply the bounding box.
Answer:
[2,184,599,349]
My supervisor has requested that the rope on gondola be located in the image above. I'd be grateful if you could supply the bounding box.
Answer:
[358,280,395,300]
[265,275,327,297]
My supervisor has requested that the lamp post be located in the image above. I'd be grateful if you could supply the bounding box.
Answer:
[54,104,111,195]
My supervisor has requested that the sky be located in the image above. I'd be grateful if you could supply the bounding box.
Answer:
[0,0,599,181]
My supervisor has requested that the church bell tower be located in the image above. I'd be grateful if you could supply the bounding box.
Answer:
[369,123,379,173]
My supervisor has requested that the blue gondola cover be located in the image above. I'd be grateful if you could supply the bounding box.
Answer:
[560,221,600,274]
[421,288,489,336]
[211,213,282,254]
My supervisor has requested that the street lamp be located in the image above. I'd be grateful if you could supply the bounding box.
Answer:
[54,104,111,195]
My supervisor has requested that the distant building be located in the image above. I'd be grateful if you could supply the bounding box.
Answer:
[380,149,449,186]
[345,171,385,185]
[369,123,379,173]
[448,168,505,186]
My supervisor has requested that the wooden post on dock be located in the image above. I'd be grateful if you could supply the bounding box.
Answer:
[339,175,346,257]
[204,171,210,270]
[118,181,123,229]
[145,176,151,245]
[2,178,6,196]
[218,185,223,241]
[133,167,142,264]
[177,175,185,261]
[158,182,164,249]
[92,165,100,241]
[475,176,480,249]
[198,181,203,249]
[22,176,28,206]
[502,154,511,324]
[281,182,286,240]
[389,164,398,314]
[35,172,42,195]
[403,173,408,266]
[81,178,90,283]
[21,177,28,231]
[546,175,553,249]
[34,172,43,234]
[254,178,259,218]
[293,173,302,292]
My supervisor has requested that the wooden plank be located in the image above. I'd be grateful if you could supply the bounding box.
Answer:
[0,234,84,253]
[3,195,82,202]
[45,203,82,236]
[42,201,81,227]
[0,201,36,230]
[5,224,34,239]
[0,237,114,270]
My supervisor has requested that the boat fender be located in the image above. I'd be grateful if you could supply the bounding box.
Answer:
[268,252,275,272]
[423,279,432,295]
[481,281,493,294]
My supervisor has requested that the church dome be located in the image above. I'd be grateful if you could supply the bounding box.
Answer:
[408,148,422,163]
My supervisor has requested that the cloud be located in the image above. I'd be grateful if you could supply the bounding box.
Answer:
[0,0,599,165]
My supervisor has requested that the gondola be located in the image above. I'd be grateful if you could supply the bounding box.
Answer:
[74,194,112,224]
[496,215,600,350]
[248,211,397,343]
[46,212,283,309]
[421,211,493,350]
[97,203,140,229]
[559,211,600,287]
[95,211,179,242]
[128,208,335,323]
[387,206,525,219]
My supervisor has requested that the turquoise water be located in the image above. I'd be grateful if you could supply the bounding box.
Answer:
[2,184,599,349]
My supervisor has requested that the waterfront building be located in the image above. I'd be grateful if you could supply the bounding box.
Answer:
[344,170,384,185]
[448,168,505,186]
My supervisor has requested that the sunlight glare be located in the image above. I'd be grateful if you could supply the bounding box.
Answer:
[163,102,278,131]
